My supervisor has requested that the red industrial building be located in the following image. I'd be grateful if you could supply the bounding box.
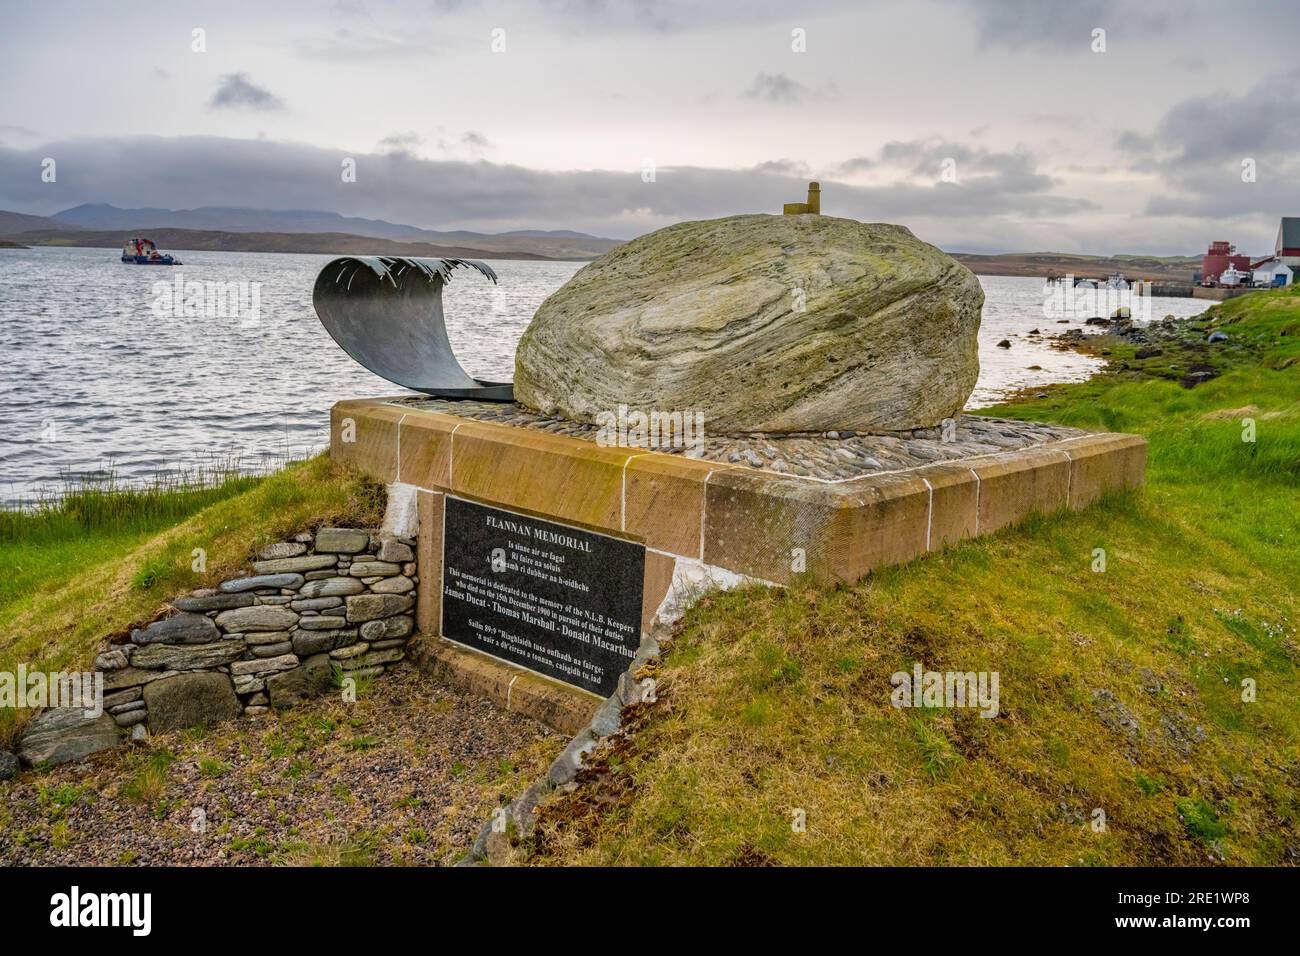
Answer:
[1200,240,1252,287]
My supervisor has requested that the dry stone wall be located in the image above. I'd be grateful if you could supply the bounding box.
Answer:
[16,527,417,766]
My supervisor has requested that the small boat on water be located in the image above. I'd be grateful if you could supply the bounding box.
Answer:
[121,237,181,265]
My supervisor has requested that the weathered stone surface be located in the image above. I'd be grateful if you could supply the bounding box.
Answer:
[103,687,142,708]
[252,554,336,574]
[296,615,348,631]
[131,612,220,645]
[230,654,299,677]
[251,641,294,658]
[171,593,255,613]
[257,542,308,560]
[290,596,344,611]
[214,606,299,632]
[218,573,305,593]
[348,561,401,577]
[291,628,357,656]
[112,708,148,728]
[547,729,597,786]
[244,630,292,646]
[514,214,984,432]
[266,654,336,709]
[94,648,131,670]
[358,647,404,667]
[328,641,370,660]
[369,575,414,594]
[16,708,121,766]
[360,615,413,641]
[103,667,177,692]
[233,674,265,694]
[0,749,19,780]
[346,594,414,623]
[143,672,242,734]
[376,539,415,562]
[132,638,247,671]
[298,577,365,598]
[314,528,370,553]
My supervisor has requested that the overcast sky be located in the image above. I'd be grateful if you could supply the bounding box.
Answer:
[3,0,1300,254]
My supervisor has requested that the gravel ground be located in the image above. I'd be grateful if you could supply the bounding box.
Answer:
[0,664,564,866]
[390,399,1088,480]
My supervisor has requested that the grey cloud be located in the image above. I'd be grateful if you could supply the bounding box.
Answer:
[460,131,493,155]
[1114,68,1300,238]
[295,27,438,61]
[945,0,1165,49]
[753,158,811,177]
[834,156,874,175]
[532,0,849,36]
[742,72,809,104]
[210,74,284,111]
[865,139,1058,195]
[0,134,1096,249]
[377,131,425,155]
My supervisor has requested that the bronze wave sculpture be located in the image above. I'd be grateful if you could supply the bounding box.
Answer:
[312,255,513,400]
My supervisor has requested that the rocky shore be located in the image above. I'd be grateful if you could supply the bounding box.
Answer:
[1050,309,1237,390]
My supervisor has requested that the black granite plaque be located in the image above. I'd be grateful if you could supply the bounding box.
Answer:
[440,496,646,696]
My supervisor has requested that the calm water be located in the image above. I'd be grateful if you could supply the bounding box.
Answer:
[0,246,1209,505]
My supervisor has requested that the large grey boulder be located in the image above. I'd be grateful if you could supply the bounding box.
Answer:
[16,708,121,766]
[143,673,241,734]
[514,214,983,432]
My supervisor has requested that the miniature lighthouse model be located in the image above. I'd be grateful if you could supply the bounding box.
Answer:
[783,181,821,215]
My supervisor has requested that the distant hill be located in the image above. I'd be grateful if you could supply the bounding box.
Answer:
[951,250,1201,282]
[5,226,564,261]
[49,204,621,259]
[0,205,1209,274]
[0,210,67,234]
[0,239,27,249]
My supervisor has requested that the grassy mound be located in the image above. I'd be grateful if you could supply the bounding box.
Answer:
[0,456,384,748]
[530,286,1300,866]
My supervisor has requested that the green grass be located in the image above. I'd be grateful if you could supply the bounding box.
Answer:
[0,465,263,617]
[531,285,1300,867]
[0,454,385,749]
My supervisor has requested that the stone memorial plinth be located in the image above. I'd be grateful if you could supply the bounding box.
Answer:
[330,397,1146,720]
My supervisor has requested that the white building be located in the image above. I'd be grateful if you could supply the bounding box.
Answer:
[1251,259,1293,287]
